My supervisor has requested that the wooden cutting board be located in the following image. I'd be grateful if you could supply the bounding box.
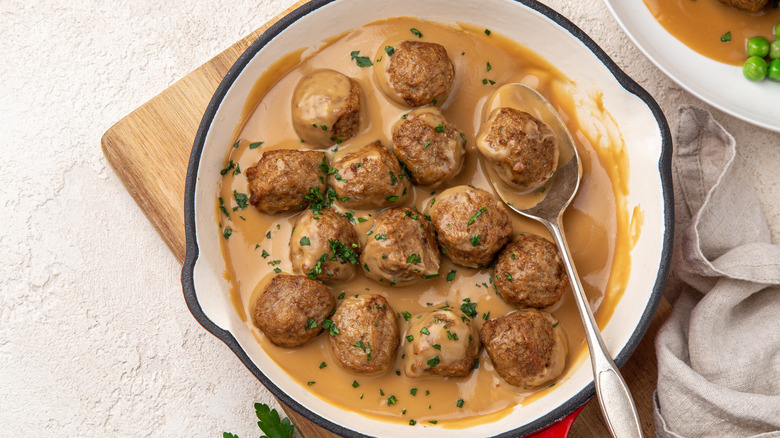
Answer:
[101,1,670,436]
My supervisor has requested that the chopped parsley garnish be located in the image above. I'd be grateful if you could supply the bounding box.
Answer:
[385,45,395,56]
[266,231,272,239]
[420,327,430,335]
[553,321,560,328]
[410,388,418,396]
[350,50,373,67]
[421,273,439,279]
[363,263,370,272]
[273,268,281,274]
[406,335,414,342]
[299,236,311,246]
[223,228,232,239]
[307,381,315,386]
[249,141,263,149]
[385,195,399,202]
[432,344,441,350]
[460,298,477,318]
[456,399,464,408]
[410,28,423,38]
[426,356,440,367]
[352,380,360,388]
[338,292,345,299]
[374,233,387,240]
[304,186,338,214]
[233,140,240,148]
[460,133,467,144]
[482,311,491,321]
[407,253,421,264]
[446,270,456,282]
[342,211,356,223]
[220,160,237,176]
[486,61,492,71]
[357,217,368,223]
[318,153,329,174]
[387,395,397,405]
[434,123,445,132]
[423,139,431,149]
[319,361,327,369]
[721,31,731,42]
[409,420,416,426]
[322,319,340,336]
[305,318,318,330]
[470,235,482,246]
[401,311,412,321]
[467,207,487,226]
[484,28,491,35]
[260,249,269,259]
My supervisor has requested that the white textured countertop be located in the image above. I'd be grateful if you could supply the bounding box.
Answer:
[1,0,778,436]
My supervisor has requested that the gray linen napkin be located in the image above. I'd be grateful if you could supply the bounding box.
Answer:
[653,105,780,437]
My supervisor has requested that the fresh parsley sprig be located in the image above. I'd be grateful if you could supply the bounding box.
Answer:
[223,403,294,438]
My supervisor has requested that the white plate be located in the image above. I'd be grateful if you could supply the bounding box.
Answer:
[604,0,780,132]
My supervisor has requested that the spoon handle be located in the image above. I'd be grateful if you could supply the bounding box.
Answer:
[546,219,643,438]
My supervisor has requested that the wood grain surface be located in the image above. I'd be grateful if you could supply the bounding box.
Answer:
[101,2,669,436]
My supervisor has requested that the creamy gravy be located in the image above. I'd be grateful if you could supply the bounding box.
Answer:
[217,17,632,426]
[644,0,780,65]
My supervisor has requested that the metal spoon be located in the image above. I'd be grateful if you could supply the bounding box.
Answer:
[482,84,643,438]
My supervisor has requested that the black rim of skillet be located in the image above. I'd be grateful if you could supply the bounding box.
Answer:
[182,0,674,436]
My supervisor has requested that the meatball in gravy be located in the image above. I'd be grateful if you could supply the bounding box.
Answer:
[329,294,400,374]
[291,69,361,147]
[480,309,567,388]
[360,207,440,286]
[289,208,361,283]
[246,149,327,215]
[477,107,558,190]
[391,106,465,186]
[494,234,568,308]
[428,186,512,268]
[328,141,410,210]
[253,274,336,348]
[403,308,480,378]
[376,40,455,107]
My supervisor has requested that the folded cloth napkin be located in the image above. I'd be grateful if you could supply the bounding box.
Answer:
[653,105,780,437]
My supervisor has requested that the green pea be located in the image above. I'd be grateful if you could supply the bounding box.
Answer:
[768,59,780,82]
[770,40,780,60]
[747,37,770,57]
[743,56,768,81]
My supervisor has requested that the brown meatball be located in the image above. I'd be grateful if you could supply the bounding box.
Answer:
[480,309,567,387]
[403,308,480,377]
[289,208,361,283]
[494,234,568,308]
[328,141,410,209]
[391,106,465,186]
[291,69,361,147]
[718,0,767,12]
[378,40,455,107]
[428,186,512,268]
[246,149,327,215]
[360,207,440,286]
[328,294,400,373]
[477,107,558,190]
[253,274,336,348]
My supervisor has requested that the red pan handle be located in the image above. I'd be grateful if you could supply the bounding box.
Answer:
[524,404,586,438]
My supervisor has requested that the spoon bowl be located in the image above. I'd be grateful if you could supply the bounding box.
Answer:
[484,84,643,438]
